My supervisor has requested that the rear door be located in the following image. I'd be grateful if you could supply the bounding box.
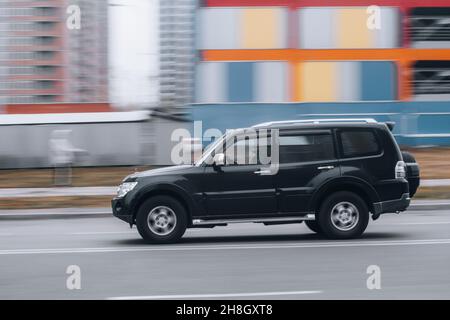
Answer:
[274,130,340,214]
[336,128,398,200]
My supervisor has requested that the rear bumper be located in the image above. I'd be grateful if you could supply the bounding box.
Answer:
[373,193,411,215]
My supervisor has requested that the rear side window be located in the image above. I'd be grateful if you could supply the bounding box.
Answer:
[279,133,334,164]
[339,130,381,158]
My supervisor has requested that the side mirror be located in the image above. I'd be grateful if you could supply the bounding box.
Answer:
[212,153,225,167]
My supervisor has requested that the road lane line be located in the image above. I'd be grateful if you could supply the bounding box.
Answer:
[1,238,450,255]
[108,290,322,300]
[68,231,135,235]
[388,221,450,225]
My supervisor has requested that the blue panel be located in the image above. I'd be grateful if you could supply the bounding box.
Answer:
[190,101,450,147]
[361,62,396,101]
[227,62,254,102]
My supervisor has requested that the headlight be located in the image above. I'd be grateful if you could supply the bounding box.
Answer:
[116,182,138,198]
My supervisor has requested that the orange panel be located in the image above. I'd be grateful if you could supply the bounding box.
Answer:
[202,49,450,62]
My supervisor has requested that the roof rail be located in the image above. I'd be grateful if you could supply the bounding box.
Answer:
[252,118,378,128]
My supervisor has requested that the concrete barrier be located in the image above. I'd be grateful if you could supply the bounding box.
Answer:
[0,111,189,169]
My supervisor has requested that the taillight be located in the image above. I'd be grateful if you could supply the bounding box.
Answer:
[395,161,406,179]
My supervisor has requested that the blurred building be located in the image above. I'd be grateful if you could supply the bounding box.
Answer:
[189,0,450,146]
[195,0,450,103]
[0,0,108,106]
[159,0,196,113]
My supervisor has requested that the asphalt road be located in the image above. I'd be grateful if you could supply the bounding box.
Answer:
[0,209,449,300]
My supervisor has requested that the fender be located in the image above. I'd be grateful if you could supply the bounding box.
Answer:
[131,182,203,220]
[308,176,381,213]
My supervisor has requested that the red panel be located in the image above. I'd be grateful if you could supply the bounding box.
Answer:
[401,0,450,7]
[204,0,295,7]
[205,0,450,9]
[5,103,113,114]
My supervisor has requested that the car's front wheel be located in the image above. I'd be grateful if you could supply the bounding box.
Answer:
[136,196,187,244]
[318,191,369,239]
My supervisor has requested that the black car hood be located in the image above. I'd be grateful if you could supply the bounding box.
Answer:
[123,165,195,181]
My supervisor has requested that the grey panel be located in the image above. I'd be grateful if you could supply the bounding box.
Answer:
[254,62,288,103]
[195,62,226,103]
[298,8,335,49]
[338,61,360,101]
[276,8,289,48]
[197,8,239,49]
[375,7,401,48]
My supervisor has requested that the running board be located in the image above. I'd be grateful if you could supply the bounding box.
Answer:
[192,214,315,226]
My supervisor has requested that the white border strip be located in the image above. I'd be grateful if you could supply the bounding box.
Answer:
[108,290,321,300]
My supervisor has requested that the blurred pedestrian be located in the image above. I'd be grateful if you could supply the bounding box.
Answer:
[48,130,86,186]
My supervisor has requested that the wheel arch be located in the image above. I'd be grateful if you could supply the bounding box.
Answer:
[308,177,380,214]
[131,184,197,225]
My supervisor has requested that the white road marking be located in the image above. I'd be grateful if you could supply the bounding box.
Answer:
[1,238,450,255]
[108,290,322,300]
[69,231,135,235]
[388,221,450,225]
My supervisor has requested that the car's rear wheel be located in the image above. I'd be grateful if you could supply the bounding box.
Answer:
[305,220,323,234]
[136,196,187,244]
[318,191,369,239]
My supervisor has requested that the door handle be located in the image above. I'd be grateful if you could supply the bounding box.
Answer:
[317,165,334,170]
[254,169,272,175]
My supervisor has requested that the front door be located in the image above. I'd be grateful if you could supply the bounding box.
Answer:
[203,133,277,217]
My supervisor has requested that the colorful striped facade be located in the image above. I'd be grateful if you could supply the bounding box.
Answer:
[194,0,450,104]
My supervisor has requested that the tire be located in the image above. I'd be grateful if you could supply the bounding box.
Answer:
[136,196,187,244]
[317,191,369,239]
[305,220,323,234]
[401,151,420,198]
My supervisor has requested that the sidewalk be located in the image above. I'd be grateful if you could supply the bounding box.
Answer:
[0,179,449,198]
[0,207,111,219]
[421,179,450,187]
[0,186,116,198]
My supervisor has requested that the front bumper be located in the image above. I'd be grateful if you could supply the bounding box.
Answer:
[111,197,133,225]
[373,193,411,215]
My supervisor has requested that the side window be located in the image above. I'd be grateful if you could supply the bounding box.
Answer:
[279,133,334,164]
[224,135,271,166]
[339,130,381,158]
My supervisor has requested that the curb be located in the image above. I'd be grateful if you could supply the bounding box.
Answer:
[0,208,111,220]
[407,200,450,211]
[1,201,450,220]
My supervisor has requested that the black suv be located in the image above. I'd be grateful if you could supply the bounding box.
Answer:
[112,119,420,243]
